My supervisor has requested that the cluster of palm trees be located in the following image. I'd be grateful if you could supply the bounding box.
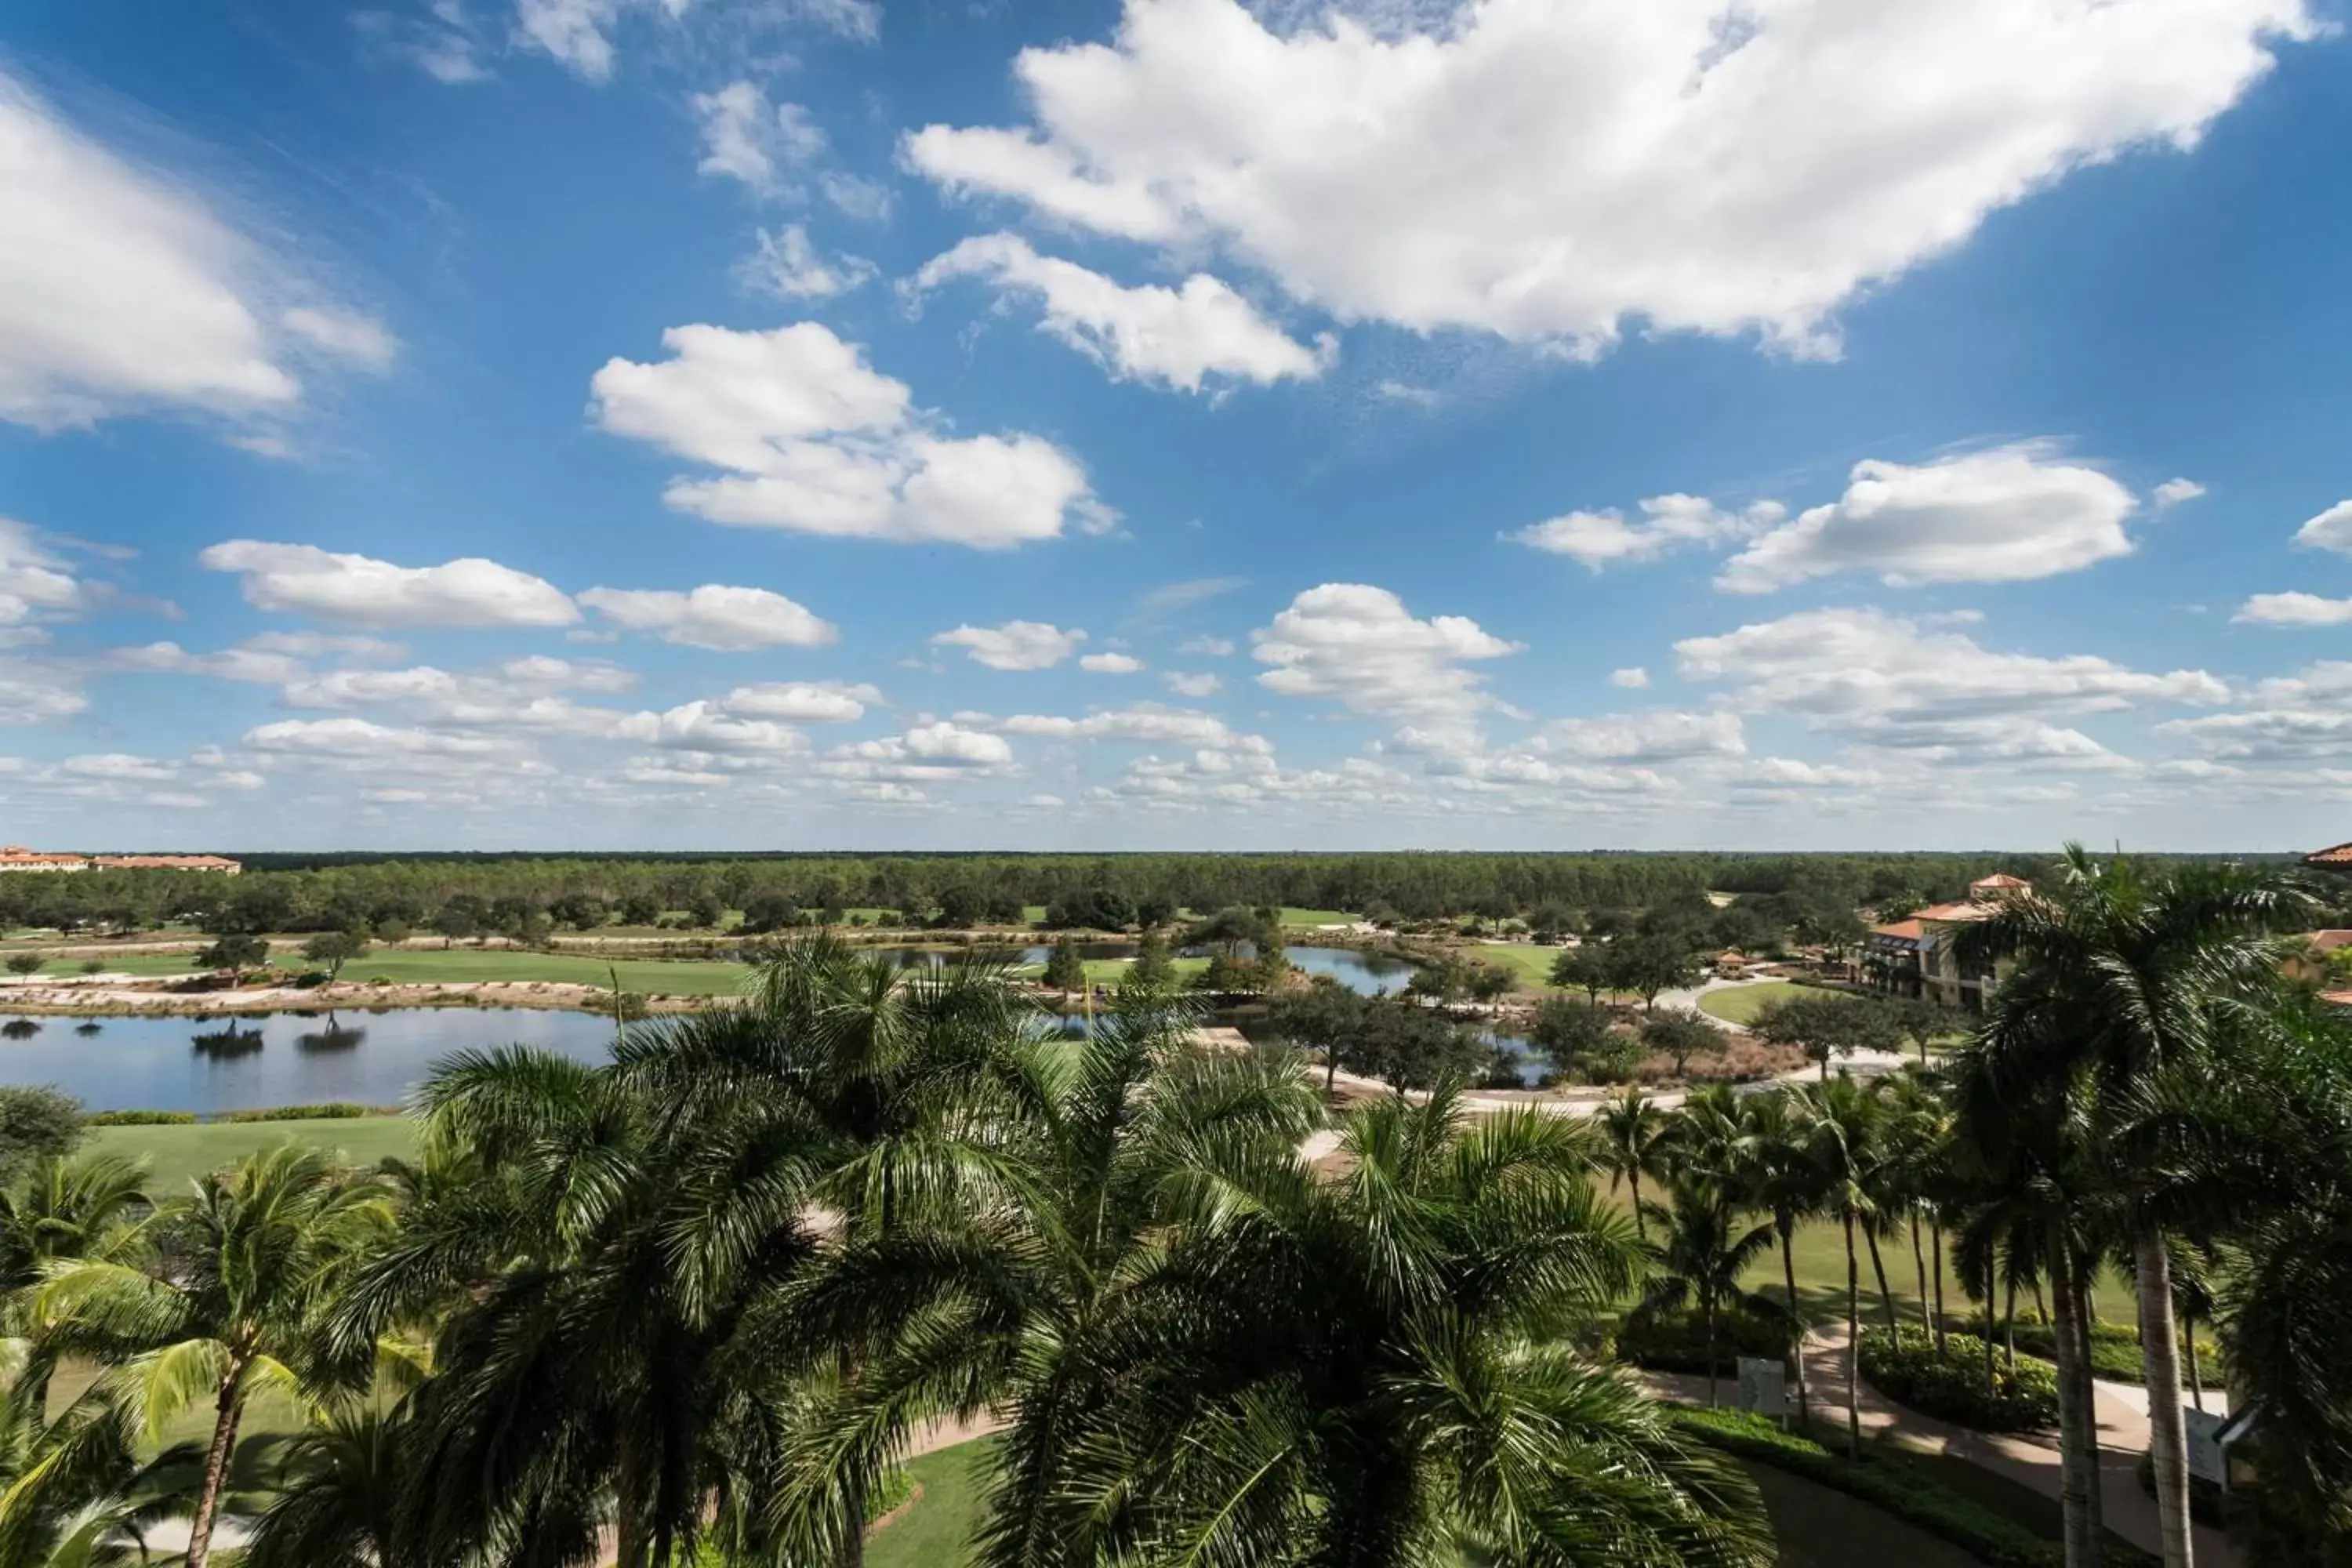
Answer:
[0,936,1780,1567]
[1600,846,2352,1566]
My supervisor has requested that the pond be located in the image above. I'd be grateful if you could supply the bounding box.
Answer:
[0,1008,625,1116]
[871,943,1418,999]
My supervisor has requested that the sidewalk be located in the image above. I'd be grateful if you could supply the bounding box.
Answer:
[1645,1324,2235,1566]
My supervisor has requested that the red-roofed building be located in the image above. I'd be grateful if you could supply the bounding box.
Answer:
[2303,841,2352,870]
[0,846,88,873]
[91,854,241,874]
[1862,878,2031,1011]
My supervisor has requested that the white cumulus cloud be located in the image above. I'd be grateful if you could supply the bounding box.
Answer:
[1252,584,1519,726]
[2235,592,2352,627]
[1080,652,1143,673]
[2292,499,2352,555]
[1509,495,1784,571]
[578,583,836,650]
[1718,446,2142,592]
[590,322,1108,548]
[905,0,2312,352]
[1676,606,2225,757]
[200,541,578,629]
[933,621,1087,671]
[913,233,1327,393]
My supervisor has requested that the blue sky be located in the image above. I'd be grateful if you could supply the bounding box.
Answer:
[4,0,2351,851]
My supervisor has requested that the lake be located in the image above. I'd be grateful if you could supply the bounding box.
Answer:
[0,1008,622,1115]
[0,946,1425,1114]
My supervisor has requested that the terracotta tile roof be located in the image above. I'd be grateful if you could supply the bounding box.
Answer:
[1969,873,2031,890]
[2324,989,2352,1010]
[91,854,241,871]
[1869,920,1926,940]
[2306,841,2352,867]
[2307,929,2352,953]
[1914,901,1995,923]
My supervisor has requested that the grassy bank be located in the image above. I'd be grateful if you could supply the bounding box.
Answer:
[90,1115,418,1189]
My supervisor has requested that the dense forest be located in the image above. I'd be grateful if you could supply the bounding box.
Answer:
[1,850,2328,943]
[0,850,2060,938]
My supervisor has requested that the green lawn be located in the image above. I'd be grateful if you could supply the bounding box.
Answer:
[89,1116,419,1189]
[1696,980,1822,1025]
[1018,956,1211,986]
[1276,907,1356,927]
[869,1438,1000,1567]
[862,1438,2016,1568]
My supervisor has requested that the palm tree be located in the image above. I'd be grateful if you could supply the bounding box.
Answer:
[336,938,1041,1568]
[0,1344,201,1568]
[1957,844,2303,1568]
[1796,1075,1883,1461]
[766,986,1773,1567]
[0,1152,149,1410]
[330,1040,827,1568]
[1882,1073,1955,1348]
[240,1407,405,1568]
[1597,1087,1668,1240]
[1736,1089,1820,1425]
[1947,1020,2109,1565]
[35,1146,394,1568]
[1638,1174,1781,1408]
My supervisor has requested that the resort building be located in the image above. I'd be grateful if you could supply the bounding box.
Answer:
[0,846,89,873]
[1861,873,2031,1012]
[91,854,242,874]
[0,847,241,874]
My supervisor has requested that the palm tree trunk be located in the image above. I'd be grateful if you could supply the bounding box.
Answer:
[1704,1296,1719,1408]
[2134,1222,2196,1567]
[1842,1208,1861,1461]
[1931,1221,1947,1352]
[2184,1316,2204,1414]
[2003,1273,2018,1374]
[2045,1243,2098,1568]
[1629,1167,1646,1243]
[1864,1225,1900,1339]
[1909,1216,1933,1339]
[2069,1267,2105,1551]
[1780,1215,1807,1428]
[185,1367,246,1568]
[2034,1279,2049,1327]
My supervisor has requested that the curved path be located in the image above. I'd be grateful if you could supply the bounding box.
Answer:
[1645,1323,2238,1566]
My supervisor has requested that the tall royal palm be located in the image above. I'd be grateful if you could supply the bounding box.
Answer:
[1638,1174,1780,1409]
[1795,1076,1883,1461]
[1958,844,2303,1568]
[36,1146,394,1568]
[1597,1088,1668,1241]
[1735,1090,1820,1425]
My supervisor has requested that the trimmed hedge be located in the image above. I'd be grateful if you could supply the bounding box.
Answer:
[215,1102,376,1123]
[1860,1328,2059,1432]
[1669,1405,2154,1568]
[87,1104,388,1127]
[1616,1306,1791,1377]
[1962,1316,2221,1387]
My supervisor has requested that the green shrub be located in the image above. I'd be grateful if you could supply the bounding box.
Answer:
[1859,1328,2057,1432]
[1669,1406,2154,1568]
[85,1109,199,1126]
[212,1102,373,1123]
[1962,1316,2220,1386]
[1614,1305,1790,1376]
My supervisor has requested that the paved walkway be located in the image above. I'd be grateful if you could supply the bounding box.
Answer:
[1647,1324,2235,1566]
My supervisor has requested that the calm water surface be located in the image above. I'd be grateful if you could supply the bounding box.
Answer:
[0,1008,622,1115]
[0,947,1425,1113]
